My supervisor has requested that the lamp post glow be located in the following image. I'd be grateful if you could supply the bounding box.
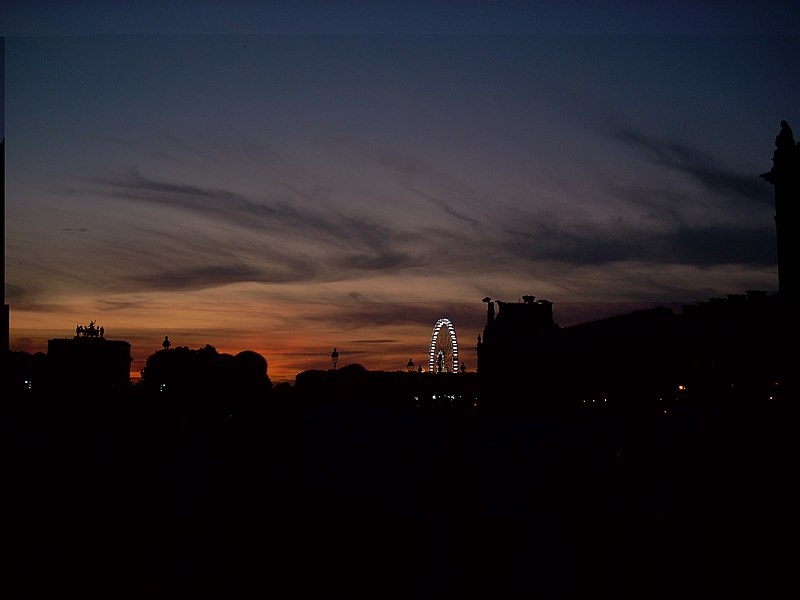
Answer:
[331,347,339,370]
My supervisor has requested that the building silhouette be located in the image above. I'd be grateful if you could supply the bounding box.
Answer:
[477,122,799,411]
[46,336,132,393]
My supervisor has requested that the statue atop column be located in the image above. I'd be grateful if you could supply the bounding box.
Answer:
[762,119,799,183]
[776,120,795,152]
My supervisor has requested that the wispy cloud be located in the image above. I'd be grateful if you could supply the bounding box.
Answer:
[406,186,481,225]
[500,215,776,267]
[84,168,433,288]
[609,125,771,205]
[489,121,778,271]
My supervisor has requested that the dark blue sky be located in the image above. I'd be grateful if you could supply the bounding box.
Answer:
[3,1,800,35]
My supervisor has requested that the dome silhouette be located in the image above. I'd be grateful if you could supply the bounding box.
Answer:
[234,350,268,377]
[339,363,367,375]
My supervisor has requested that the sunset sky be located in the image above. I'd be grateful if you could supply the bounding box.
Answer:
[4,2,800,383]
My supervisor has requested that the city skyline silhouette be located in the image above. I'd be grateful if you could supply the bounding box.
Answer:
[5,19,798,384]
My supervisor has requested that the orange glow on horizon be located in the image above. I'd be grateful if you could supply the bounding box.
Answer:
[8,300,483,385]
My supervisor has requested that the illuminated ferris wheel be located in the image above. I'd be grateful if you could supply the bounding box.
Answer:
[428,318,459,374]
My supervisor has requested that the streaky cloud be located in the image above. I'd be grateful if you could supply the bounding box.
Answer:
[406,186,481,225]
[315,301,485,331]
[609,125,771,205]
[501,212,775,267]
[131,264,286,290]
[87,168,431,277]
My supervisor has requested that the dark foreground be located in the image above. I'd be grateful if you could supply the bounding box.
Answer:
[6,389,793,599]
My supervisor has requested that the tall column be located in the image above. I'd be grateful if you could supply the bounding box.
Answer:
[761,120,800,301]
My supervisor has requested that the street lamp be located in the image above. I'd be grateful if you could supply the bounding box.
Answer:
[331,347,339,370]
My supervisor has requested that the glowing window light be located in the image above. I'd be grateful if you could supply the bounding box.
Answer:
[428,317,459,374]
